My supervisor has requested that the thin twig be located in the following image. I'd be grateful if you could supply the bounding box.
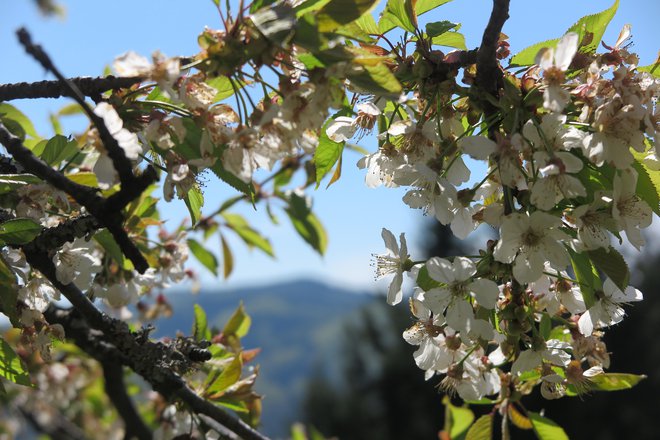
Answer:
[16,28,136,186]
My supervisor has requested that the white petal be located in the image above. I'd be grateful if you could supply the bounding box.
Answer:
[511,349,542,375]
[426,257,455,283]
[460,136,497,160]
[386,273,403,305]
[468,278,499,309]
[578,309,595,336]
[452,257,476,282]
[381,228,399,255]
[554,32,579,71]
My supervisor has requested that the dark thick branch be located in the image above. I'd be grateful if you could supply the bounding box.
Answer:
[475,0,510,121]
[17,28,137,187]
[0,76,143,101]
[103,363,153,440]
[40,283,269,440]
[0,121,150,271]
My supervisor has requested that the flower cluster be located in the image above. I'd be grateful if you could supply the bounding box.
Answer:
[364,27,657,404]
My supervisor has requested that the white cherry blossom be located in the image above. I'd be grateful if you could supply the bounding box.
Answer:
[373,228,410,305]
[536,32,578,112]
[494,211,570,284]
[578,278,643,336]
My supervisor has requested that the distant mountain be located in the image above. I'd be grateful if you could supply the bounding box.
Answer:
[159,279,376,438]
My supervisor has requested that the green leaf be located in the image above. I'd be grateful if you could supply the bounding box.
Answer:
[432,31,467,50]
[317,0,379,33]
[379,0,417,33]
[443,396,475,439]
[250,3,297,45]
[0,257,19,326]
[206,76,238,102]
[94,229,133,270]
[0,337,32,387]
[220,233,234,279]
[210,160,256,199]
[638,61,660,79]
[586,246,629,292]
[41,135,78,167]
[379,0,453,34]
[631,155,660,216]
[0,174,41,195]
[465,414,492,440]
[223,302,251,338]
[565,0,619,53]
[0,218,42,245]
[426,20,457,37]
[193,304,211,342]
[0,103,38,139]
[528,412,568,440]
[354,12,379,35]
[204,355,243,397]
[347,61,402,96]
[589,372,646,391]
[416,265,441,291]
[511,0,619,66]
[57,103,85,116]
[188,239,219,276]
[539,313,552,340]
[222,213,275,257]
[285,205,328,255]
[314,120,346,188]
[184,185,204,227]
[568,248,600,309]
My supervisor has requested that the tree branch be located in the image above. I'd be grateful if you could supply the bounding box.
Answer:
[38,280,270,440]
[102,363,153,440]
[0,121,150,272]
[475,0,510,123]
[16,27,137,187]
[0,76,143,102]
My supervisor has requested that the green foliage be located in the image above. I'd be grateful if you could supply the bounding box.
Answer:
[314,112,350,188]
[415,264,441,291]
[204,355,243,398]
[94,229,133,270]
[569,248,600,309]
[0,258,19,326]
[0,174,41,195]
[193,303,211,341]
[589,373,646,391]
[223,302,252,339]
[0,218,42,245]
[632,154,660,216]
[511,0,619,66]
[188,239,219,276]
[528,412,569,440]
[316,0,379,33]
[39,135,78,167]
[379,0,453,34]
[0,337,32,388]
[586,247,629,292]
[222,213,275,257]
[0,103,38,140]
[465,414,492,440]
[443,396,475,439]
[184,185,204,226]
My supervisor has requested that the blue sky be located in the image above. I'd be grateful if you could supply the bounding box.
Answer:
[1,0,658,292]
